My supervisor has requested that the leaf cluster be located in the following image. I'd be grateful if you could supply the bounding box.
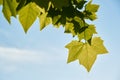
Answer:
[0,0,108,71]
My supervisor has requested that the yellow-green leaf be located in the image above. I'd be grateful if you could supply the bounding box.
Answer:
[39,12,52,30]
[64,22,75,35]
[85,0,99,12]
[65,41,83,63]
[88,12,97,21]
[2,0,17,23]
[78,25,97,41]
[78,43,97,72]
[66,37,108,72]
[18,2,39,32]
[0,0,3,5]
[92,37,108,54]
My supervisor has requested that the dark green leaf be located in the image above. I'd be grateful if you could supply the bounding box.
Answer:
[51,0,69,9]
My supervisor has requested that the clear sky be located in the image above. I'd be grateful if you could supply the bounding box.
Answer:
[0,0,120,80]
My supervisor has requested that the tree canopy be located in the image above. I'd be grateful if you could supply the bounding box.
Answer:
[0,0,108,72]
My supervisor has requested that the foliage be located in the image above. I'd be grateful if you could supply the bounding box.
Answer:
[0,0,108,72]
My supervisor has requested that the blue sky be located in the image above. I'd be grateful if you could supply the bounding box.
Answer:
[0,0,120,80]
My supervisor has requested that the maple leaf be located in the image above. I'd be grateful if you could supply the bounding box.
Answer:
[65,41,83,63]
[85,0,99,12]
[18,2,39,32]
[91,37,108,54]
[66,37,108,72]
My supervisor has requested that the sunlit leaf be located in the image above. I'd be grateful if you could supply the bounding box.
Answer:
[65,41,83,63]
[66,37,108,72]
[64,22,76,35]
[52,15,61,25]
[0,0,108,72]
[78,43,97,72]
[78,25,97,41]
[18,2,39,32]
[2,0,17,23]
[85,0,99,12]
[39,12,52,30]
[92,37,108,54]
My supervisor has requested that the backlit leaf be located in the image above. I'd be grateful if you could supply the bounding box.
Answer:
[91,37,108,54]
[2,0,17,23]
[66,37,108,72]
[0,0,108,72]
[39,12,52,30]
[18,2,39,32]
[85,0,99,12]
[78,25,97,41]
[65,41,83,63]
[64,22,74,34]
[52,15,61,25]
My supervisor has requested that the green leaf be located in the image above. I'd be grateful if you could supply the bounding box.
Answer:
[66,37,108,71]
[0,0,108,72]
[72,0,87,9]
[85,0,99,12]
[78,43,97,72]
[66,41,97,72]
[89,12,97,21]
[16,0,27,11]
[2,0,17,23]
[64,22,76,35]
[73,16,84,27]
[51,0,69,9]
[33,0,50,11]
[65,41,83,63]
[91,37,108,54]
[18,2,39,32]
[52,15,61,25]
[39,12,52,30]
[78,25,97,41]
[0,0,3,5]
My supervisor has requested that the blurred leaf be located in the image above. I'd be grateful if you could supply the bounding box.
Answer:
[64,22,75,35]
[0,0,3,5]
[85,0,99,12]
[65,41,83,63]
